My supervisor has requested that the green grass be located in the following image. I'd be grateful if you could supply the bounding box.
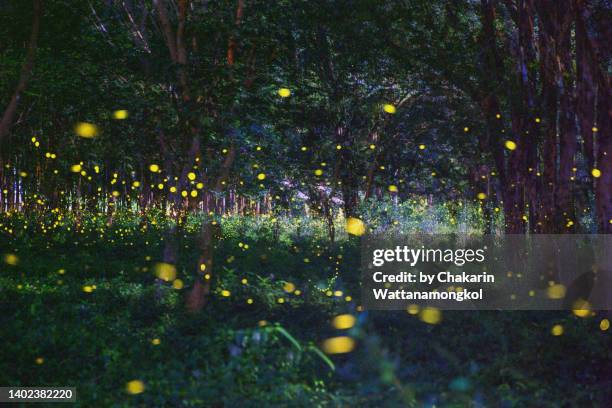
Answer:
[0,209,609,407]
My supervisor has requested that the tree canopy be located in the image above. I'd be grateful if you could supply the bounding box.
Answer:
[1,0,607,233]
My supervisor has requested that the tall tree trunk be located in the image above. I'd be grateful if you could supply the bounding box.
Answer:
[535,1,560,233]
[480,0,525,233]
[595,90,611,233]
[575,4,597,172]
[575,1,612,233]
[184,0,245,311]
[514,0,540,232]
[186,146,236,312]
[335,125,358,217]
[0,0,42,153]
[554,1,578,232]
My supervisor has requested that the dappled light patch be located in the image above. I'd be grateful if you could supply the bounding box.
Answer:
[504,140,517,151]
[383,104,396,114]
[546,284,566,300]
[277,88,291,98]
[154,262,177,282]
[125,380,145,395]
[322,336,355,354]
[419,307,442,325]
[3,253,19,265]
[571,299,591,318]
[345,217,366,236]
[331,314,356,330]
[74,122,98,138]
[112,110,128,120]
[551,324,564,336]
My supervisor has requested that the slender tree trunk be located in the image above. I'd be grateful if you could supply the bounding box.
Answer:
[576,1,612,233]
[0,0,42,153]
[185,0,245,311]
[554,1,578,232]
[480,0,525,233]
[514,0,540,232]
[186,146,236,311]
[575,5,597,172]
[535,1,560,232]
[595,82,611,232]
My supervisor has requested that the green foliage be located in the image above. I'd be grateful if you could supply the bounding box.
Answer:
[1,209,609,406]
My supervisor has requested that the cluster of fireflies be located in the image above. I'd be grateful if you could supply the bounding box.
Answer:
[0,89,608,400]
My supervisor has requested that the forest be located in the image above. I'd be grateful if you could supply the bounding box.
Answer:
[0,0,610,406]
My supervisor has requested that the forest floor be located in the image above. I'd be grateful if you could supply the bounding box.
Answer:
[0,213,609,407]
